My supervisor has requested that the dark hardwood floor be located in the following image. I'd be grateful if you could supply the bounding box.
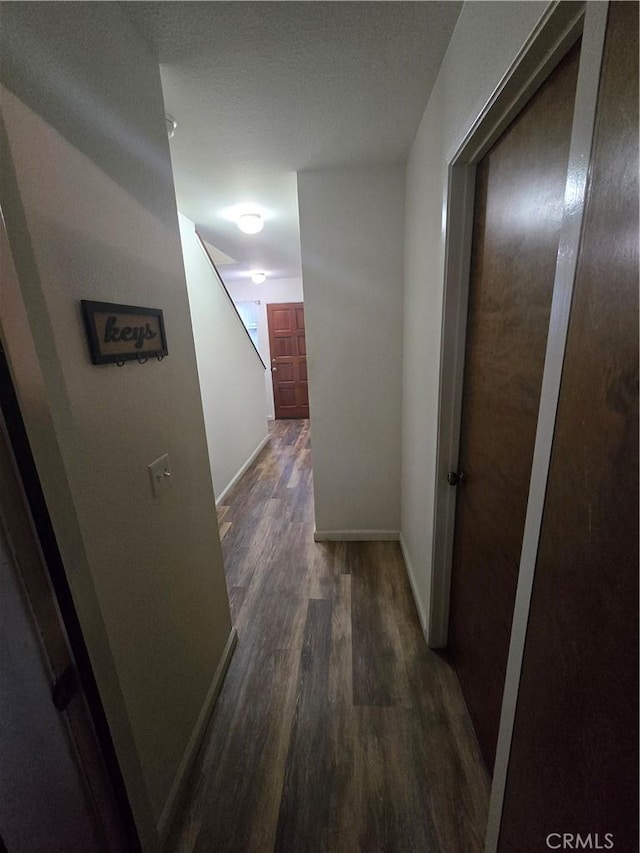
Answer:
[169,420,489,853]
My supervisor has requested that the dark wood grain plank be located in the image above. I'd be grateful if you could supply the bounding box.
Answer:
[371,544,490,852]
[226,585,246,622]
[355,706,438,852]
[274,599,333,853]
[193,643,302,853]
[351,542,408,707]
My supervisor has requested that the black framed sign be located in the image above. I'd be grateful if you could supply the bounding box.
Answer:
[81,300,168,365]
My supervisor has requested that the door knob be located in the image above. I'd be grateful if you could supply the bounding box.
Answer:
[272,366,277,372]
[447,470,466,486]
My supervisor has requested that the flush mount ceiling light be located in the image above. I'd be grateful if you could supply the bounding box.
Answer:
[166,115,177,139]
[250,271,266,284]
[237,213,264,235]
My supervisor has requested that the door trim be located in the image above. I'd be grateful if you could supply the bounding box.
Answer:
[430,0,586,651]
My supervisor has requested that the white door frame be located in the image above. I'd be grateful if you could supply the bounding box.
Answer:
[426,0,609,848]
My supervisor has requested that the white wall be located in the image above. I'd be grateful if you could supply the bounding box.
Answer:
[179,215,269,500]
[0,5,233,848]
[225,276,304,419]
[298,165,405,537]
[400,1,551,634]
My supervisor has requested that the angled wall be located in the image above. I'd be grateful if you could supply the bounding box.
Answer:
[1,5,233,848]
[179,214,269,501]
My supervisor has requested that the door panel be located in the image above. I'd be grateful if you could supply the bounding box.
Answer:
[448,44,580,772]
[272,308,293,331]
[499,4,639,848]
[279,388,297,407]
[268,302,310,420]
[274,338,294,358]
[278,363,295,383]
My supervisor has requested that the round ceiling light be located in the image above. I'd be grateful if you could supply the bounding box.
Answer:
[250,271,266,284]
[237,213,264,234]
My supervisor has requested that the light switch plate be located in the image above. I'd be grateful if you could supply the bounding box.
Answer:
[148,453,172,498]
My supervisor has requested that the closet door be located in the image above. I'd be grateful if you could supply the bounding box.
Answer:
[448,44,580,771]
[499,3,639,849]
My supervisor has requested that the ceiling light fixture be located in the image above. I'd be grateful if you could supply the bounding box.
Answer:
[237,213,264,235]
[250,271,266,284]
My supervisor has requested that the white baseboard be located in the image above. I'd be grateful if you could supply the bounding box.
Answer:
[157,627,238,841]
[215,434,270,506]
[313,529,400,542]
[399,533,429,642]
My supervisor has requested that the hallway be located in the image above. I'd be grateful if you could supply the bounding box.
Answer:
[170,420,489,852]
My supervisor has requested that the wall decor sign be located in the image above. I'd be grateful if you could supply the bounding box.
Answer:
[81,300,168,366]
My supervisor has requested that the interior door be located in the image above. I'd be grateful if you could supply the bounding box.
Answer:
[0,517,98,852]
[447,44,580,772]
[0,417,128,851]
[267,302,309,420]
[499,3,639,847]
[0,333,129,851]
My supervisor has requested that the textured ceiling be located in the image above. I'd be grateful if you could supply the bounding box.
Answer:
[125,2,462,283]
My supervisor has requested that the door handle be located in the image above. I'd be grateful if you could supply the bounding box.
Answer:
[447,470,466,486]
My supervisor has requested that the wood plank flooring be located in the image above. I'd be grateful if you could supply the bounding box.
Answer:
[168,420,489,853]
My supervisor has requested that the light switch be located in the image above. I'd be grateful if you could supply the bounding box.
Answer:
[148,453,172,498]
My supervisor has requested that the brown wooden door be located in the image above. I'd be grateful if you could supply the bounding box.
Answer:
[267,302,309,420]
[448,45,580,772]
[499,4,639,849]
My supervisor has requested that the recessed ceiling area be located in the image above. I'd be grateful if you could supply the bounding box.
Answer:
[125,2,463,284]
